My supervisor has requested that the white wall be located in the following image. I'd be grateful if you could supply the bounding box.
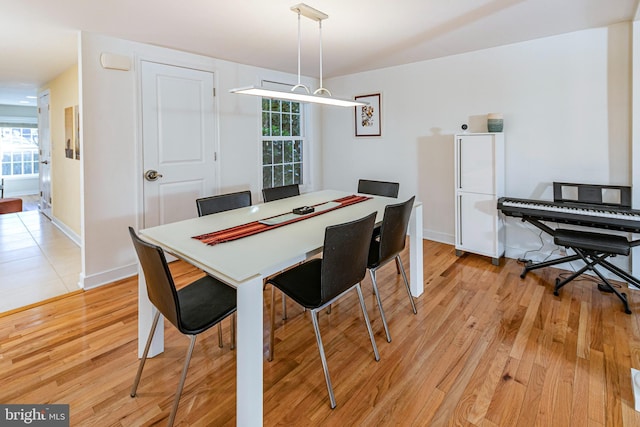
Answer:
[323,23,632,265]
[79,32,322,288]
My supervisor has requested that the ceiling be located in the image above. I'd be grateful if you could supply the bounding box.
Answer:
[1,0,638,107]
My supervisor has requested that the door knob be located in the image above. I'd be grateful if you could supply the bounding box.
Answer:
[144,170,163,181]
[41,160,49,165]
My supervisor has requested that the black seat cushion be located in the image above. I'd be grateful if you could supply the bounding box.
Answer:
[554,229,630,256]
[177,276,237,335]
[267,259,322,308]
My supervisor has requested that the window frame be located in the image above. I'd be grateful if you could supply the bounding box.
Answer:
[260,94,308,191]
[0,126,39,178]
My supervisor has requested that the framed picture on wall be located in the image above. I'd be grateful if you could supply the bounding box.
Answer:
[354,93,381,137]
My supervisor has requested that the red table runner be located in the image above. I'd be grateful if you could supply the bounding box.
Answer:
[193,194,371,246]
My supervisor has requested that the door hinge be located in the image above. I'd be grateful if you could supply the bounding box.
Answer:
[214,152,217,161]
[213,88,216,97]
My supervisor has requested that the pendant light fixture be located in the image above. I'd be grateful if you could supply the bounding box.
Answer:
[230,3,367,108]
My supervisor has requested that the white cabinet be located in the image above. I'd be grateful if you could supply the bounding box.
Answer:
[454,133,505,265]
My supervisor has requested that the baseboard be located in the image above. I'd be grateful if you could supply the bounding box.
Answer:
[51,217,81,246]
[80,263,138,290]
[423,229,454,245]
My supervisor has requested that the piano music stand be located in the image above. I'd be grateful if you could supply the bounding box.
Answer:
[519,182,639,314]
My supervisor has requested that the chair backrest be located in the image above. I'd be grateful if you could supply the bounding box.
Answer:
[357,179,399,198]
[320,212,376,302]
[128,227,182,331]
[262,184,300,202]
[378,196,416,264]
[196,190,252,217]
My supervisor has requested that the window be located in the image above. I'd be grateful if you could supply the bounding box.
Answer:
[261,98,303,189]
[0,127,39,177]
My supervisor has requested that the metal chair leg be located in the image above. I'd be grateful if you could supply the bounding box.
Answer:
[131,311,161,397]
[395,257,401,274]
[268,285,276,362]
[369,269,391,342]
[355,283,380,361]
[310,309,336,409]
[167,335,197,427]
[397,255,417,314]
[282,292,287,320]
[230,313,236,350]
[217,323,223,348]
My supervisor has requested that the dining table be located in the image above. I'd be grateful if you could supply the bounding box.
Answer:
[138,189,424,426]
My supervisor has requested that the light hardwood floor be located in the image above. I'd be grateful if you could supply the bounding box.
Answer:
[0,205,81,314]
[1,240,639,426]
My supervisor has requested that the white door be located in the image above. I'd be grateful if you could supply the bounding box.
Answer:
[37,91,52,218]
[141,61,217,228]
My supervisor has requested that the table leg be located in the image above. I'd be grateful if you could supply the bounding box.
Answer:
[137,265,164,357]
[236,275,264,426]
[409,204,424,297]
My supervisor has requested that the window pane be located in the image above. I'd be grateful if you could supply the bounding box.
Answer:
[262,98,271,111]
[24,163,32,174]
[24,151,32,162]
[2,164,10,175]
[12,152,21,162]
[12,163,21,175]
[292,102,300,114]
[271,113,281,136]
[273,164,284,187]
[292,114,300,136]
[33,162,39,174]
[273,141,283,164]
[262,112,271,136]
[284,164,293,184]
[284,141,293,163]
[282,101,290,113]
[2,153,10,162]
[271,99,281,112]
[294,163,302,184]
[293,140,302,162]
[262,141,273,165]
[282,114,291,136]
[263,166,272,188]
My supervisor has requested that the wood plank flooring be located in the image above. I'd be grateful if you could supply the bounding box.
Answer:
[1,240,640,426]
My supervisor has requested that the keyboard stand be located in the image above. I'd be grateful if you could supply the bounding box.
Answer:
[518,217,638,314]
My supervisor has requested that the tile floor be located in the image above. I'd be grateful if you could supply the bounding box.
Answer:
[0,209,80,313]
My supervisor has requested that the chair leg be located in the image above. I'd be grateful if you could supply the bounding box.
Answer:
[217,323,223,348]
[355,283,380,361]
[268,285,276,362]
[395,257,401,274]
[397,255,417,314]
[369,269,391,342]
[230,313,236,350]
[282,292,287,320]
[167,335,197,427]
[131,311,161,397]
[310,309,336,409]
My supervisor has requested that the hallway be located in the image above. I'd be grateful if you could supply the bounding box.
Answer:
[0,209,81,314]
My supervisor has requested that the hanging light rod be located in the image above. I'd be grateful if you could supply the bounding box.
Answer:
[230,3,367,108]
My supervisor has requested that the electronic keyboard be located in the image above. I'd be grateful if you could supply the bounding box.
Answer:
[498,197,640,233]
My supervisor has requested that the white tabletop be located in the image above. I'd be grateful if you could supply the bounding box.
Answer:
[141,189,402,286]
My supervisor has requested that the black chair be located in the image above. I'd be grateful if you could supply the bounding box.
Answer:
[261,184,300,319]
[262,184,300,202]
[553,229,637,314]
[196,191,250,347]
[367,196,417,342]
[357,179,401,275]
[128,227,236,426]
[196,190,251,216]
[357,179,399,199]
[267,212,379,408]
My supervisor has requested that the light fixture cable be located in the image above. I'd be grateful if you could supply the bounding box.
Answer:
[229,3,367,107]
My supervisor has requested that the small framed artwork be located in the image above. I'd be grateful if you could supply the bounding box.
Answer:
[354,93,381,137]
